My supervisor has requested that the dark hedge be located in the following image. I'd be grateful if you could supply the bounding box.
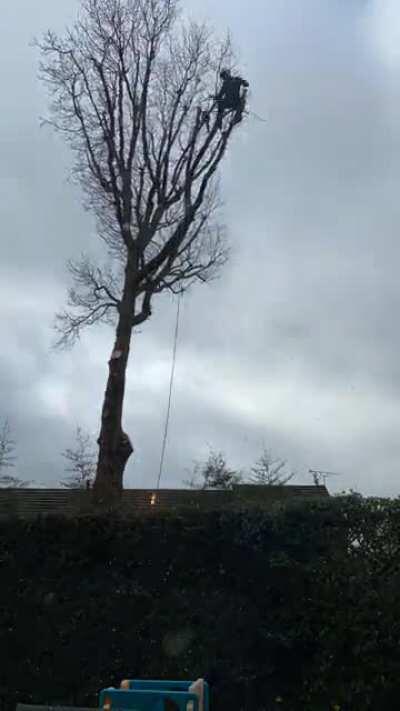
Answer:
[1,496,400,711]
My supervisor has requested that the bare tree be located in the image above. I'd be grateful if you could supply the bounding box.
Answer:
[61,426,97,488]
[247,448,295,486]
[0,418,16,471]
[185,449,242,490]
[0,418,30,488]
[36,0,246,500]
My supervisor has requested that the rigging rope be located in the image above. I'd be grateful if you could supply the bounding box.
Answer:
[247,109,268,123]
[156,294,182,491]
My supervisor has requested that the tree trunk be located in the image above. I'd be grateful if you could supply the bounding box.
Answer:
[93,266,135,505]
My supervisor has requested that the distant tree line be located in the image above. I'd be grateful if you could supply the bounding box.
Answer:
[1,415,308,490]
[185,447,296,489]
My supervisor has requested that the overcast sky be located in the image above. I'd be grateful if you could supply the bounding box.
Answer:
[1,0,400,495]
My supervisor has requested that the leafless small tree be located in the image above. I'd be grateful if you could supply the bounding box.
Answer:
[36,0,246,499]
[185,449,242,490]
[0,418,29,488]
[0,418,16,471]
[61,426,97,488]
[247,448,295,486]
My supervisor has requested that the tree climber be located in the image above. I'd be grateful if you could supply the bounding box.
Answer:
[215,68,249,130]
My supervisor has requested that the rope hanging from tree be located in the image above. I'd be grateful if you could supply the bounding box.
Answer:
[156,294,182,491]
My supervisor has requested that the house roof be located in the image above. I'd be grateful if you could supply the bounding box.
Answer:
[0,485,329,519]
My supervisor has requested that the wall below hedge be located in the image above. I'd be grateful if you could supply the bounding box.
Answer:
[1,497,400,711]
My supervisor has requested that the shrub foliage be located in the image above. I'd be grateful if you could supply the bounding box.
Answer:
[1,496,400,710]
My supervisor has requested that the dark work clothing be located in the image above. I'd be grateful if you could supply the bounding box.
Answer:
[216,74,249,129]
[218,76,249,109]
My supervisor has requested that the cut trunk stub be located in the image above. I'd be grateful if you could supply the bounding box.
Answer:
[93,430,133,501]
[110,349,123,360]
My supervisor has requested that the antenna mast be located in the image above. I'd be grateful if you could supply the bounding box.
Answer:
[309,469,342,487]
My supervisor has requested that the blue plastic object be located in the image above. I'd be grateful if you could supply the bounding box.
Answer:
[99,679,209,711]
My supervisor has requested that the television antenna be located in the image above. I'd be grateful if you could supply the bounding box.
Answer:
[309,469,343,487]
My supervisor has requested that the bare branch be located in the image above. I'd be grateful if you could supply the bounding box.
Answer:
[53,254,121,348]
[37,0,244,339]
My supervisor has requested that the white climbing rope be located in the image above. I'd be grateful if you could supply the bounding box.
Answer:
[156,294,182,491]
